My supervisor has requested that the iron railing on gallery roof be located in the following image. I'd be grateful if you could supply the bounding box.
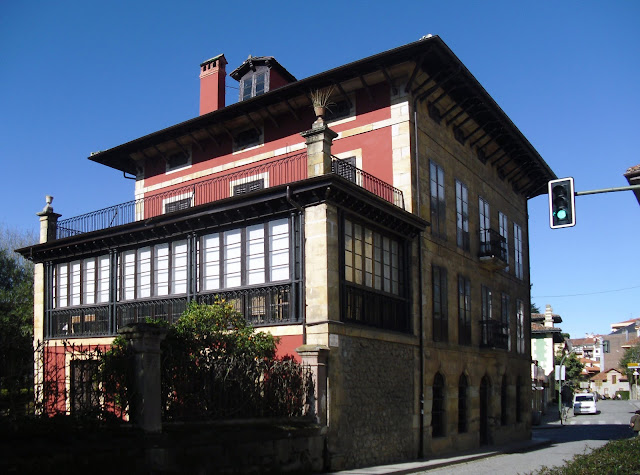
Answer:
[56,151,406,239]
[331,156,405,209]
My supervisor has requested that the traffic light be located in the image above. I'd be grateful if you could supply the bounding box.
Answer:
[548,177,576,229]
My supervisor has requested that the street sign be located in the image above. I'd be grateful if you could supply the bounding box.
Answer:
[555,365,566,380]
[627,363,640,369]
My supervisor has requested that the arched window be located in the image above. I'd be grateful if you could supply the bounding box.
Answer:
[516,375,522,422]
[501,374,508,425]
[432,372,446,437]
[458,374,468,433]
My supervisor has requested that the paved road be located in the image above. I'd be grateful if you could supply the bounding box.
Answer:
[420,399,639,475]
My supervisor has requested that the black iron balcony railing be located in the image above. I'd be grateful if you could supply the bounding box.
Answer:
[46,284,296,339]
[479,319,509,350]
[331,156,405,209]
[478,229,508,270]
[56,152,405,239]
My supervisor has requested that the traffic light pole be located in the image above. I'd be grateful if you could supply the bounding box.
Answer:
[575,184,640,196]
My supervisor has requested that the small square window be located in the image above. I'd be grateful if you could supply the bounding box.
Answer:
[233,179,265,195]
[325,99,352,122]
[233,128,262,152]
[165,197,192,213]
[165,149,192,174]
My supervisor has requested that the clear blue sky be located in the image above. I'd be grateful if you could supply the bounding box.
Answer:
[1,1,638,339]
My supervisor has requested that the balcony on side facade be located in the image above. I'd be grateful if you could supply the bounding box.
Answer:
[478,229,508,271]
[55,153,405,239]
[479,319,509,350]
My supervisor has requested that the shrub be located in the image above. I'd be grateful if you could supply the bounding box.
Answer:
[531,436,640,474]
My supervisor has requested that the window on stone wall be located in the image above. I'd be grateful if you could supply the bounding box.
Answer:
[456,180,469,251]
[432,266,448,342]
[479,197,491,254]
[501,374,508,426]
[481,285,492,346]
[458,275,471,345]
[516,375,523,423]
[458,374,468,433]
[514,222,523,280]
[430,161,446,238]
[516,299,525,354]
[432,372,446,437]
[499,212,509,271]
[501,293,511,351]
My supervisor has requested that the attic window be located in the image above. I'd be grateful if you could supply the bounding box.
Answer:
[325,99,353,122]
[233,127,263,152]
[240,71,268,101]
[166,149,192,174]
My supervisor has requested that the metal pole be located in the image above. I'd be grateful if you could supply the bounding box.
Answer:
[575,184,640,196]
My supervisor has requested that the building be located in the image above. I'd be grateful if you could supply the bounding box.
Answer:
[624,164,640,206]
[18,36,556,470]
[590,368,628,398]
[531,305,564,412]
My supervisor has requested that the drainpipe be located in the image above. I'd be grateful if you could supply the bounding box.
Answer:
[413,96,425,459]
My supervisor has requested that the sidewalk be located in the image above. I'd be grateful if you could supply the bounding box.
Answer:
[328,414,557,475]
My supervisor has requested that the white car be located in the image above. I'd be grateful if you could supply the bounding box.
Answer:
[573,392,597,415]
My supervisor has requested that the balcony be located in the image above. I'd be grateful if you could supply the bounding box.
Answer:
[478,229,508,271]
[479,319,509,350]
[56,152,405,239]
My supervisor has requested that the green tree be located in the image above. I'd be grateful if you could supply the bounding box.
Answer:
[554,352,585,388]
[530,302,541,314]
[0,225,36,414]
[620,343,640,380]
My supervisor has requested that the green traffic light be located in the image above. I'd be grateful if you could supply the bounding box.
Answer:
[556,209,567,220]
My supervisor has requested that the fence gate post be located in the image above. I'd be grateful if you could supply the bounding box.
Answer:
[296,344,330,426]
[119,323,168,433]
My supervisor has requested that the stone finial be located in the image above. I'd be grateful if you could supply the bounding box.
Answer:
[36,195,61,243]
[42,195,54,213]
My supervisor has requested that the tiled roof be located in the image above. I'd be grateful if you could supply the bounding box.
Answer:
[571,337,597,346]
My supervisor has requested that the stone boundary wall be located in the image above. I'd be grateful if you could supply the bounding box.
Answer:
[1,419,326,474]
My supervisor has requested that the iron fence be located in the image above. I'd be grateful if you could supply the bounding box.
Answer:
[56,151,406,238]
[478,229,508,261]
[332,156,405,208]
[57,152,308,238]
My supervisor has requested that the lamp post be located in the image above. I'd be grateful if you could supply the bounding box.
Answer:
[634,370,639,400]
[557,349,575,424]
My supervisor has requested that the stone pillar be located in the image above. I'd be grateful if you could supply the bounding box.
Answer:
[119,323,168,433]
[296,344,330,426]
[36,195,61,243]
[300,121,338,178]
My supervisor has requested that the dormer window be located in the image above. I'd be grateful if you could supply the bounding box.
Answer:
[240,71,269,101]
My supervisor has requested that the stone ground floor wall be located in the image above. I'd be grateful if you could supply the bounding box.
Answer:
[423,346,531,453]
[327,334,418,470]
[324,335,532,470]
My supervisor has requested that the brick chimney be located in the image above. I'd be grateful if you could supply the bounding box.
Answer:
[199,54,227,115]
